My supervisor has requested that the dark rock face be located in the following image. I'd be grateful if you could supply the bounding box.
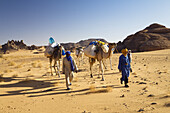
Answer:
[117,23,170,52]
[27,45,39,50]
[1,40,27,53]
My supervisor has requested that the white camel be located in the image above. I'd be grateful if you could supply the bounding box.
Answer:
[89,43,117,81]
[75,48,84,66]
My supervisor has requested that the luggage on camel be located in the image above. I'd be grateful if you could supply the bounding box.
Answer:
[84,44,97,58]
[44,45,54,57]
[84,40,109,58]
[44,37,65,57]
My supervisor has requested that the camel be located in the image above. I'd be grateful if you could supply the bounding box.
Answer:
[48,45,63,77]
[89,43,117,81]
[75,47,84,66]
[102,47,116,70]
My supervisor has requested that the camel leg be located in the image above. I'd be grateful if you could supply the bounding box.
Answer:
[110,58,113,70]
[89,58,93,78]
[98,62,101,78]
[90,62,93,78]
[99,60,104,81]
[81,55,83,65]
[79,57,81,66]
[57,60,61,77]
[53,60,57,76]
[49,58,53,76]
[102,60,107,69]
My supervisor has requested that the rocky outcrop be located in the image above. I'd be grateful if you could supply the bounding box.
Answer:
[27,45,39,50]
[1,40,27,53]
[117,23,170,52]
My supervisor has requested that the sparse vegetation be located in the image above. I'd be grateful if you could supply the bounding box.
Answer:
[12,74,18,78]
[73,77,78,82]
[0,53,3,58]
[164,102,170,107]
[20,77,33,83]
[0,74,3,78]
[132,72,137,75]
[89,85,96,92]
[4,69,13,73]
[15,64,22,68]
[0,74,4,82]
[88,85,112,94]
[8,61,16,66]
[31,62,37,68]
[37,63,42,68]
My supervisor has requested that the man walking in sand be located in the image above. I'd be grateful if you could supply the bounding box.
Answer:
[118,48,131,87]
[62,51,78,90]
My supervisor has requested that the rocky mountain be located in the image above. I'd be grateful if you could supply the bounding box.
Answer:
[61,38,108,50]
[1,40,27,53]
[0,40,41,53]
[117,23,170,52]
[1,23,170,53]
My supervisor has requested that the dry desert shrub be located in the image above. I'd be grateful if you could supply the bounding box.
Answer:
[0,74,4,82]
[164,102,170,107]
[4,69,13,73]
[89,85,112,94]
[8,61,16,66]
[37,63,42,68]
[15,62,25,68]
[0,74,3,78]
[89,85,96,92]
[20,77,33,83]
[0,53,3,58]
[15,64,22,68]
[12,74,18,78]
[132,72,137,75]
[73,77,78,82]
[31,62,37,68]
[54,82,59,86]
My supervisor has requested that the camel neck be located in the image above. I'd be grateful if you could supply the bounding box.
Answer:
[106,47,112,58]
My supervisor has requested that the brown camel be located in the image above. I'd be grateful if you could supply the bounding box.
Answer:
[89,43,117,81]
[48,45,63,77]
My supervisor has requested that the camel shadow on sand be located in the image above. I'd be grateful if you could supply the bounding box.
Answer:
[0,72,124,97]
[0,78,125,97]
[27,85,125,97]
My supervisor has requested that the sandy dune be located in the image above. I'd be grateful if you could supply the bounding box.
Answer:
[0,49,170,113]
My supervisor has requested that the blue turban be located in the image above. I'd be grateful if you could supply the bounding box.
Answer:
[66,51,71,55]
[65,51,74,71]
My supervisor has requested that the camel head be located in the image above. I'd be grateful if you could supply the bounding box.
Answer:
[108,43,117,49]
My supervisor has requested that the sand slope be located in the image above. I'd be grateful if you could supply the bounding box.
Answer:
[0,49,170,113]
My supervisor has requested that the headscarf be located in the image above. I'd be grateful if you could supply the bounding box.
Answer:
[121,48,128,56]
[66,51,74,71]
[49,37,55,44]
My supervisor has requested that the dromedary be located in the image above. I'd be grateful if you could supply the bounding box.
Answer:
[48,45,63,77]
[76,47,84,66]
[89,43,117,81]
[102,47,118,70]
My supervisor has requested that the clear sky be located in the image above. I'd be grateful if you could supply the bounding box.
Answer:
[0,0,170,46]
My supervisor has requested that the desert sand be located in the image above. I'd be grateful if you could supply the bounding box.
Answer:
[0,49,170,113]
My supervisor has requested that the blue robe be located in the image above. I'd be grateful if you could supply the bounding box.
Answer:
[118,54,131,81]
